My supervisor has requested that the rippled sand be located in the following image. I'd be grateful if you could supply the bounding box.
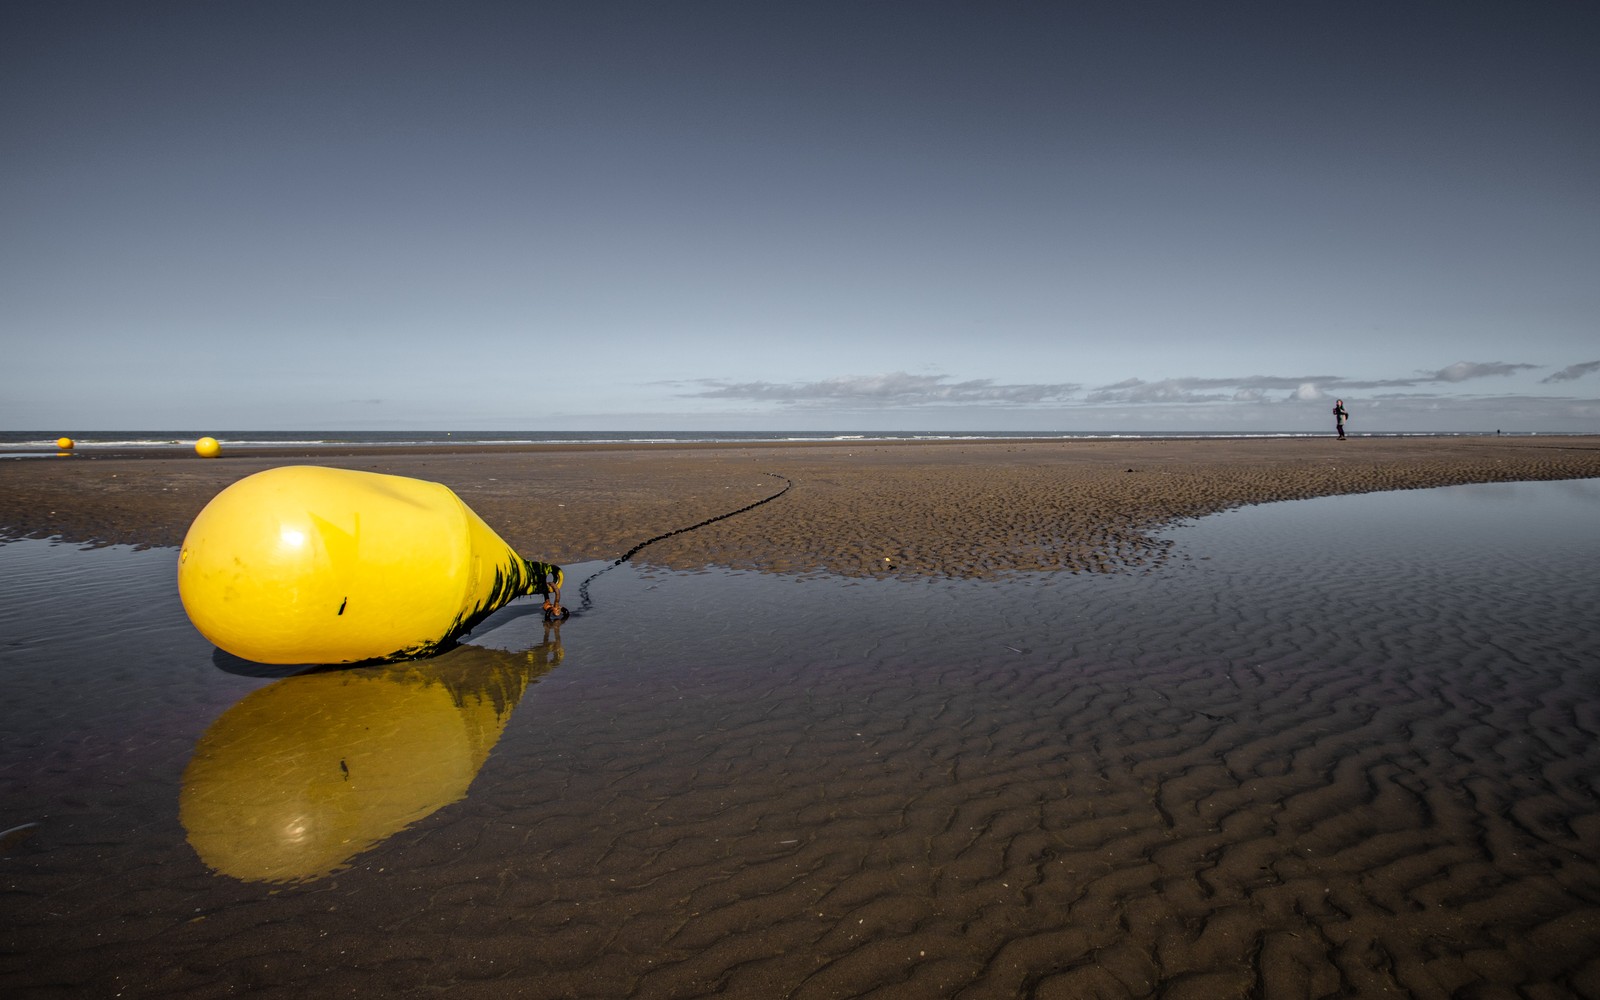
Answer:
[4,437,1600,578]
[2,459,1598,998]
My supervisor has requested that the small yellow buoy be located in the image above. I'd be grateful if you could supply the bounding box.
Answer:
[56,437,74,450]
[177,465,563,664]
[195,436,222,458]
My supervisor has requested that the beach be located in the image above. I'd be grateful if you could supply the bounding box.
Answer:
[5,436,1600,575]
[4,438,1600,998]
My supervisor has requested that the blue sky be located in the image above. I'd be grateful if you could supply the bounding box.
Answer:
[3,1,1596,432]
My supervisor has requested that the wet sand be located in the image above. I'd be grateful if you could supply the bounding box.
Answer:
[2,456,1599,997]
[4,436,1599,576]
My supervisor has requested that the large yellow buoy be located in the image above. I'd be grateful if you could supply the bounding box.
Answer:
[56,437,74,450]
[178,466,563,664]
[180,639,563,882]
[195,436,222,458]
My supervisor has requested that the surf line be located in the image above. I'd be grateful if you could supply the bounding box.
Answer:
[569,472,792,616]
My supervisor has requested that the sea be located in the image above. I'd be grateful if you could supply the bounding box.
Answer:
[2,475,1597,996]
[0,426,1569,458]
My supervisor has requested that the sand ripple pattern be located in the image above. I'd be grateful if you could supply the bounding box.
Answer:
[7,438,1600,582]
[443,572,1600,999]
[3,478,1598,999]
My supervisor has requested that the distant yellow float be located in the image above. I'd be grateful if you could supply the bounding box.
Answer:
[177,465,563,664]
[56,437,74,450]
[195,436,222,458]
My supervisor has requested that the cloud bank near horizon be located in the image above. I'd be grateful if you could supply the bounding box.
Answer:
[682,359,1599,411]
[1543,361,1600,384]
[687,372,1081,406]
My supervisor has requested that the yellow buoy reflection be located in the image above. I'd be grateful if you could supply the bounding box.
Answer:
[180,631,562,884]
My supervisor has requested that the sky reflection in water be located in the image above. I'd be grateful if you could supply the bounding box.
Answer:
[2,479,1597,995]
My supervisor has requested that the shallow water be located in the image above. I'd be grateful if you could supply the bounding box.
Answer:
[2,481,1598,998]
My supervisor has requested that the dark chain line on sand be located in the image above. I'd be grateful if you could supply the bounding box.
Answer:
[568,473,792,617]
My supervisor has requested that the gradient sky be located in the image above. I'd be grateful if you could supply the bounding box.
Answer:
[4,1,1597,432]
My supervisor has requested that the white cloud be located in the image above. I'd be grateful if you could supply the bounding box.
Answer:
[687,372,1080,407]
[1086,380,1227,404]
[1543,360,1600,384]
[1423,361,1538,382]
[1086,375,1350,405]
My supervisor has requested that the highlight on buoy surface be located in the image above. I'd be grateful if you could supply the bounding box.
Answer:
[56,437,74,450]
[194,436,222,458]
[177,465,563,664]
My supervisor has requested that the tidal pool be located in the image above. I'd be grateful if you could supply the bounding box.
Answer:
[2,480,1597,997]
